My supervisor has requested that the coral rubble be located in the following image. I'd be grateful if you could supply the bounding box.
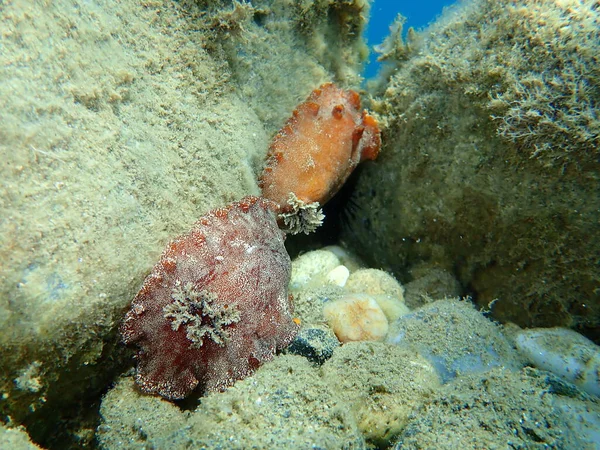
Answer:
[121,196,298,399]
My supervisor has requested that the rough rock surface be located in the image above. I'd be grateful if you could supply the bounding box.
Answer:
[97,355,366,450]
[0,0,368,446]
[345,0,600,341]
[395,367,600,449]
[322,342,440,448]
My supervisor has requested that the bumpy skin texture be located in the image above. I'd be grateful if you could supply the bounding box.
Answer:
[121,196,298,400]
[259,83,381,213]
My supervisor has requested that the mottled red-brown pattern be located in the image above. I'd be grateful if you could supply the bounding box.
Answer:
[121,196,298,399]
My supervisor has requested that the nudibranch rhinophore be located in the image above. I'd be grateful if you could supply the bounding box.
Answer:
[259,83,381,234]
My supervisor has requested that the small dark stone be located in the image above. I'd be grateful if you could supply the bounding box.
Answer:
[287,327,339,365]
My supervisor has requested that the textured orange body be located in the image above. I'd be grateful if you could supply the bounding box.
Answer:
[259,83,381,213]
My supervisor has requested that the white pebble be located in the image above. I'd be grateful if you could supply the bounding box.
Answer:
[325,265,350,287]
[515,327,600,397]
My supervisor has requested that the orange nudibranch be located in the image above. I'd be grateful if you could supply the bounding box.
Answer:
[259,83,381,215]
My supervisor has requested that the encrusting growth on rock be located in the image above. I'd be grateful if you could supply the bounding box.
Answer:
[259,82,381,234]
[163,282,240,348]
[121,196,298,400]
[279,192,326,235]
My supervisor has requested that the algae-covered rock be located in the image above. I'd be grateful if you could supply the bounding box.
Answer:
[97,375,190,450]
[345,0,600,340]
[0,424,41,450]
[98,355,366,449]
[287,325,340,364]
[395,367,600,449]
[402,267,462,309]
[290,248,342,291]
[199,0,371,133]
[322,342,440,449]
[324,293,390,342]
[0,0,369,446]
[0,0,263,440]
[387,298,521,382]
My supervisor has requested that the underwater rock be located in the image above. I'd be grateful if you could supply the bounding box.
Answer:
[323,293,389,343]
[0,0,275,438]
[344,0,600,341]
[395,367,600,449]
[387,299,520,382]
[121,196,298,399]
[325,264,351,287]
[0,424,41,450]
[207,0,371,133]
[289,249,342,291]
[323,342,441,449]
[259,82,381,234]
[345,268,405,300]
[286,326,340,365]
[288,248,409,342]
[345,268,409,322]
[402,268,462,309]
[515,327,600,397]
[98,356,367,449]
[323,244,364,272]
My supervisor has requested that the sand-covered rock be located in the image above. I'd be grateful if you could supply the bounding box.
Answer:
[98,342,443,450]
[402,267,462,309]
[515,327,600,397]
[204,0,371,133]
[0,0,368,445]
[324,293,390,342]
[289,248,410,342]
[98,355,366,449]
[0,424,41,450]
[344,0,600,341]
[387,298,521,382]
[0,0,263,440]
[395,367,600,449]
[322,342,440,448]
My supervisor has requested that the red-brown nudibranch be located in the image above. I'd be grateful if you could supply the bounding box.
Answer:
[120,196,298,400]
[259,82,381,234]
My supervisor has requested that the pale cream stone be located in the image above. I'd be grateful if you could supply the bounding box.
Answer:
[372,294,411,322]
[325,265,350,287]
[346,268,405,302]
[323,294,389,343]
[323,245,363,272]
[290,249,340,291]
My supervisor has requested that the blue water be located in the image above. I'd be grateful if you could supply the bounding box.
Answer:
[365,0,456,78]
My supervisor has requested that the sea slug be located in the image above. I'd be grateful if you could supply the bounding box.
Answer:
[259,83,381,234]
[120,196,298,399]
